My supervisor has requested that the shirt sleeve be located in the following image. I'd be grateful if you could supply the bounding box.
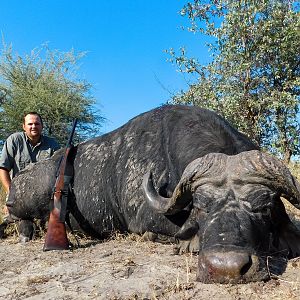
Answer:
[0,136,15,172]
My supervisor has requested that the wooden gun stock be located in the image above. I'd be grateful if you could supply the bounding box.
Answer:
[43,119,77,251]
[43,206,69,251]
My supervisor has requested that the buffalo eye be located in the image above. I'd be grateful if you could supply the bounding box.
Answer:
[246,189,276,216]
[260,207,271,217]
[251,203,273,218]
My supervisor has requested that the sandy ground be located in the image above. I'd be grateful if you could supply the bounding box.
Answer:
[0,231,300,300]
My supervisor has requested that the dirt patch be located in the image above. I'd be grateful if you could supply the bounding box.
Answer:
[0,233,300,300]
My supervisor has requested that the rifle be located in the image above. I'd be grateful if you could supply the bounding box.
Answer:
[43,119,77,251]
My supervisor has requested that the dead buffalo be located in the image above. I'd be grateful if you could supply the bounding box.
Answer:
[5,105,300,283]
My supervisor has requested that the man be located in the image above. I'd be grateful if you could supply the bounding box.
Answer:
[0,112,60,242]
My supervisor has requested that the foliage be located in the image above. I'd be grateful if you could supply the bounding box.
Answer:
[0,43,104,146]
[169,0,300,162]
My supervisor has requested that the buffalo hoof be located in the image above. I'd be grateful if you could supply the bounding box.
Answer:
[174,235,200,254]
[18,220,35,243]
[19,234,30,243]
[197,250,269,283]
[141,231,176,244]
[0,223,7,239]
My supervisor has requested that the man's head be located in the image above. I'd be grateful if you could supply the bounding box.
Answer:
[23,112,43,144]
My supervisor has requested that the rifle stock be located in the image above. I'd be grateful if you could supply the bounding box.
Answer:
[43,119,77,251]
[43,206,69,251]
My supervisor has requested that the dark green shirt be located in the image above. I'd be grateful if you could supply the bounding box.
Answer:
[0,132,60,178]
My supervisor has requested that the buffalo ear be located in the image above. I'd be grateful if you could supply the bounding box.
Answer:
[282,177,300,209]
[175,219,199,240]
[175,208,202,240]
[272,200,300,258]
[277,222,300,258]
[174,208,203,254]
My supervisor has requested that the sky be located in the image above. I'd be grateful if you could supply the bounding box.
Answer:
[0,1,210,133]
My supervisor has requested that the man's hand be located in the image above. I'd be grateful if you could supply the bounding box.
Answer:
[2,205,9,216]
[0,168,11,193]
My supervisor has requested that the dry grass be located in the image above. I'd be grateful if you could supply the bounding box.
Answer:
[3,222,19,240]
[289,162,300,181]
[0,185,6,223]
[108,231,143,243]
[0,229,299,299]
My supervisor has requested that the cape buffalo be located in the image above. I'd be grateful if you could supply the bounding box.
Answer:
[5,105,300,283]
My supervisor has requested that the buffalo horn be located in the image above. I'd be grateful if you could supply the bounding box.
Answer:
[259,152,300,208]
[143,171,193,215]
[238,150,300,208]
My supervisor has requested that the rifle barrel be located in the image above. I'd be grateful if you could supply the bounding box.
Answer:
[66,119,77,147]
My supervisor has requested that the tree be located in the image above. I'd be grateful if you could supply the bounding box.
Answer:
[0,43,104,146]
[169,0,300,162]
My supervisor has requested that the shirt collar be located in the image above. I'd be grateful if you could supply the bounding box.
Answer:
[24,132,43,147]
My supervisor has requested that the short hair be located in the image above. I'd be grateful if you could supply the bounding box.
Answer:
[23,112,43,127]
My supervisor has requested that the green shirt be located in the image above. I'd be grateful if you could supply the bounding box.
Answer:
[0,132,60,178]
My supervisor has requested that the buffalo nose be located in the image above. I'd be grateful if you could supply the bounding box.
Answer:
[198,251,253,283]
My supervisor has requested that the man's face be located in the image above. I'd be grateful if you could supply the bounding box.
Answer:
[23,114,43,141]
